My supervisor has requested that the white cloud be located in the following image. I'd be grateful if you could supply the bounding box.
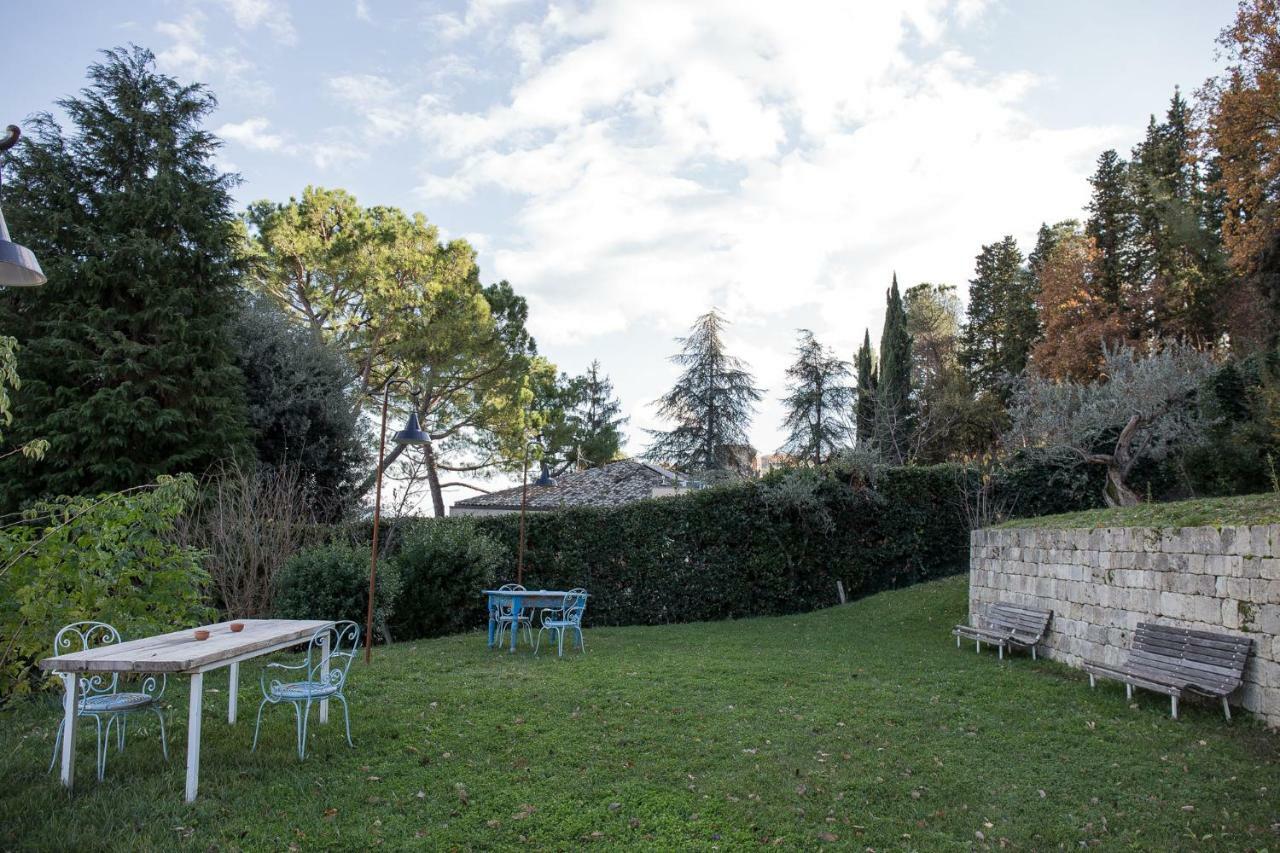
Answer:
[215,117,291,152]
[219,0,297,44]
[328,0,1128,453]
[355,0,373,23]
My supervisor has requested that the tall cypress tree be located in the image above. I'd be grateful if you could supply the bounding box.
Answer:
[0,47,249,507]
[876,274,913,463]
[646,309,762,476]
[778,330,853,466]
[854,330,877,448]
[959,236,1038,399]
[1086,150,1138,309]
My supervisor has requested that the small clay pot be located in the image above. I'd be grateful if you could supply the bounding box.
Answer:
[194,629,210,641]
[229,622,245,633]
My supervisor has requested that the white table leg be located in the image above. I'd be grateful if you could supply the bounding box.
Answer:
[185,672,203,803]
[228,662,239,724]
[319,633,330,724]
[60,672,78,789]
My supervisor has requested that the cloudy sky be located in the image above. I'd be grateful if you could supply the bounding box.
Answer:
[10,0,1235,500]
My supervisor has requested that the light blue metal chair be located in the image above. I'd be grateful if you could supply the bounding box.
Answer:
[252,621,359,760]
[493,583,533,649]
[535,589,588,657]
[47,621,168,781]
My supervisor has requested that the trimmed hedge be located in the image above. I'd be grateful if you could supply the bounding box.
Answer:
[471,463,973,627]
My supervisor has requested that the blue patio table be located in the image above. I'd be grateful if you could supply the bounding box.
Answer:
[483,589,587,652]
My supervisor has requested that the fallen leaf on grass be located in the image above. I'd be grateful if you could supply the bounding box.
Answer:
[817,832,839,842]
[323,808,338,819]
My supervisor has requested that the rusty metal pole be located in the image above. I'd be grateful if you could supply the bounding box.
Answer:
[516,447,530,585]
[365,386,391,664]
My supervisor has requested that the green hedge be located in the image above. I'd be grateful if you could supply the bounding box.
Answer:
[470,463,973,627]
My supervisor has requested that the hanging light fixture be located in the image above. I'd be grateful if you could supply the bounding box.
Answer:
[0,125,46,287]
[392,411,429,445]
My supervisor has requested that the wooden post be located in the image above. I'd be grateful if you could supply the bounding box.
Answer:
[227,662,238,724]
[836,581,846,604]
[185,672,204,803]
[60,672,78,789]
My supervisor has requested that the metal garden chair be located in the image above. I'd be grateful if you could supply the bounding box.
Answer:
[47,621,168,781]
[251,621,359,760]
[493,583,533,648]
[534,589,588,657]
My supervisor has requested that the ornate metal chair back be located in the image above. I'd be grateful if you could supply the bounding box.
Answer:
[496,583,525,619]
[306,621,361,690]
[52,621,122,698]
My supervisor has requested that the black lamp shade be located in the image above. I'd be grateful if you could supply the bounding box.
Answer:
[0,208,45,286]
[393,411,429,445]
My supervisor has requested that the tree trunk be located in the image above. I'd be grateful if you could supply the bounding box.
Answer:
[423,439,446,517]
[1103,463,1141,507]
[1103,413,1144,508]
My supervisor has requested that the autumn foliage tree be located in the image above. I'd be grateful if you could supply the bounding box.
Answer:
[1200,0,1280,348]
[1030,229,1131,382]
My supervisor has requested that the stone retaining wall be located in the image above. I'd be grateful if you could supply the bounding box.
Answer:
[969,524,1279,727]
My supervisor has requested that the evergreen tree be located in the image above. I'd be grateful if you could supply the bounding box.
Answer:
[0,47,250,507]
[959,236,1038,399]
[231,296,368,520]
[1128,89,1224,341]
[571,360,626,468]
[854,330,877,447]
[1086,150,1138,309]
[876,274,913,463]
[778,330,853,466]
[646,309,762,476]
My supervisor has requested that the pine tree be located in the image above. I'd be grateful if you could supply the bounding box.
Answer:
[1128,89,1224,341]
[0,47,250,507]
[571,360,627,468]
[646,309,762,476]
[876,274,913,463]
[854,330,877,448]
[959,237,1038,399]
[1086,150,1139,310]
[778,330,853,466]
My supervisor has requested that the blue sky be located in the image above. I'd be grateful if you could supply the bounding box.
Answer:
[7,0,1236,501]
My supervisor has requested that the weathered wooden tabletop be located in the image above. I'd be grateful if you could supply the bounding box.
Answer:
[39,619,332,674]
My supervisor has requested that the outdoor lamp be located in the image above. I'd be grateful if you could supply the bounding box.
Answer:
[0,125,46,287]
[392,411,429,445]
[366,378,426,663]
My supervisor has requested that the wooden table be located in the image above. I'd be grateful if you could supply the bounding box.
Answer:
[40,618,332,802]
[482,590,584,652]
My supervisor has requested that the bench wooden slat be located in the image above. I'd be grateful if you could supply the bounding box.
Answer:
[1083,622,1252,708]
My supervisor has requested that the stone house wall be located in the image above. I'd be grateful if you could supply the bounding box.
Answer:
[969,524,1279,727]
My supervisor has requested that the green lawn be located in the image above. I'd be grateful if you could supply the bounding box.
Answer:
[996,491,1280,530]
[1,576,1276,851]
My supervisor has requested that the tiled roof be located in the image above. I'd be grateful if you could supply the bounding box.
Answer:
[453,459,678,511]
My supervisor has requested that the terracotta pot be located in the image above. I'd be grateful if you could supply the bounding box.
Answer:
[194,629,210,641]
[229,622,245,633]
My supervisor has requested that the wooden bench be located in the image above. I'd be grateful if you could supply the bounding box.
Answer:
[1083,622,1252,719]
[953,603,1052,660]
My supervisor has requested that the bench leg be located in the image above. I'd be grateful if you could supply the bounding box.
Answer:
[975,640,981,654]
[1125,683,1132,701]
[1221,697,1231,721]
[1088,674,1095,688]
[1170,695,1178,720]
[1031,646,1036,661]
[956,635,960,648]
[998,644,1003,661]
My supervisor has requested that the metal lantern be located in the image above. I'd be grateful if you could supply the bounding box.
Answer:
[0,125,45,287]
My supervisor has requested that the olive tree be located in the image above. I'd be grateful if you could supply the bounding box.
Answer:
[1007,342,1215,506]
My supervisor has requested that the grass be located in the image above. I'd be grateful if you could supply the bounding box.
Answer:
[997,491,1280,531]
[1,576,1276,851]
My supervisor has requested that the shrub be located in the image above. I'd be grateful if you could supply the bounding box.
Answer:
[0,474,213,698]
[470,462,972,627]
[275,543,399,642]
[388,518,506,640]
